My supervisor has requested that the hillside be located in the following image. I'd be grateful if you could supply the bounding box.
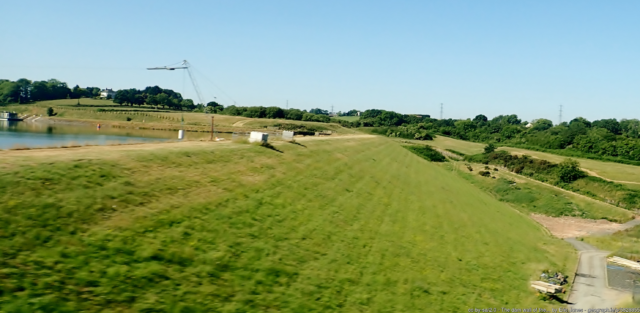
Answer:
[0,136,574,311]
[3,99,357,134]
[428,135,640,185]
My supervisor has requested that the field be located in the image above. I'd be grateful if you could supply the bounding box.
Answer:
[429,135,486,155]
[426,135,640,184]
[4,99,359,134]
[584,226,640,260]
[0,136,575,311]
[332,116,360,122]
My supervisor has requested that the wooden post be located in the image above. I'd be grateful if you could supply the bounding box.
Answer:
[210,116,214,141]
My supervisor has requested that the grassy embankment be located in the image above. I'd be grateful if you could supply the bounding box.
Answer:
[413,136,640,259]
[448,163,634,223]
[397,140,633,223]
[428,135,640,185]
[423,136,640,212]
[584,226,640,260]
[4,99,358,135]
[0,137,574,311]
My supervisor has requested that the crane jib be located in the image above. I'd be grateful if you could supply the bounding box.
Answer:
[146,60,205,106]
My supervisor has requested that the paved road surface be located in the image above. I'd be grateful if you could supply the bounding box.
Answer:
[565,238,629,309]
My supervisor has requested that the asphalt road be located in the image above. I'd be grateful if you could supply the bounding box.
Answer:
[565,238,628,309]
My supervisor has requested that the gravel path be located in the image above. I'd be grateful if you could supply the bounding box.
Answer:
[565,238,629,309]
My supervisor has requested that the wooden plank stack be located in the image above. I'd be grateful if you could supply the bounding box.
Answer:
[530,281,564,294]
[607,256,640,271]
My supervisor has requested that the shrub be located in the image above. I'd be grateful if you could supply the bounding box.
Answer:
[484,143,497,154]
[403,145,447,162]
[445,149,465,156]
[126,117,132,121]
[479,171,491,177]
[556,159,585,183]
[46,107,55,117]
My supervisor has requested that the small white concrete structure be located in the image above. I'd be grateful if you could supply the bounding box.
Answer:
[100,88,117,99]
[178,130,184,140]
[282,131,294,141]
[249,131,268,143]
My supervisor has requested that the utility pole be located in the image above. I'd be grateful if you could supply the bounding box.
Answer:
[558,105,563,125]
[210,116,214,141]
[331,105,334,115]
[440,103,443,120]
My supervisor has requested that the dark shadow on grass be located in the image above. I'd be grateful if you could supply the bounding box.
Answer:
[260,142,283,153]
[288,141,306,148]
[549,294,573,305]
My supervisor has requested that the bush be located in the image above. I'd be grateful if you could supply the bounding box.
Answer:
[403,145,447,162]
[556,159,585,183]
[126,117,132,121]
[46,107,55,117]
[484,143,497,154]
[445,149,466,156]
[479,171,491,177]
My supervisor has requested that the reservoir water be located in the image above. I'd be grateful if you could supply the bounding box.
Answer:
[0,120,216,150]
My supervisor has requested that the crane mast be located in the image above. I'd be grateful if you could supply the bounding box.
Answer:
[147,60,206,106]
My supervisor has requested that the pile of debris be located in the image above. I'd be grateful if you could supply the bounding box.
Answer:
[530,271,568,294]
[539,270,568,286]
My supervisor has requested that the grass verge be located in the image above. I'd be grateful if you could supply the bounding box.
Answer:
[0,137,574,311]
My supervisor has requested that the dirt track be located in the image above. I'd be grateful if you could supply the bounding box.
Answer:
[581,168,640,185]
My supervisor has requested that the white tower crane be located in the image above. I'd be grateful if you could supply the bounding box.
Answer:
[147,60,206,106]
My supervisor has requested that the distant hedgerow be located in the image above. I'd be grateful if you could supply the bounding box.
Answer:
[403,145,447,162]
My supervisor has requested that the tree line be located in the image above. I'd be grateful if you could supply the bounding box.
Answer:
[0,78,195,110]
[112,86,192,110]
[366,111,640,163]
[0,78,104,104]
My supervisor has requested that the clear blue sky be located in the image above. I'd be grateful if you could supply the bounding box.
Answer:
[1,0,639,122]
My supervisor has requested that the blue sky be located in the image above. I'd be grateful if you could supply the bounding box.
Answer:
[1,0,639,122]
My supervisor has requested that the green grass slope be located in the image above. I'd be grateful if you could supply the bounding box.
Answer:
[426,135,640,184]
[451,164,633,223]
[5,100,358,134]
[0,137,573,312]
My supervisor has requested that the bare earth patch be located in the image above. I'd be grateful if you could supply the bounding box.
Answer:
[530,214,627,238]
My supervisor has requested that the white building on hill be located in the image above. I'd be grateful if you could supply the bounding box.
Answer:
[100,88,117,99]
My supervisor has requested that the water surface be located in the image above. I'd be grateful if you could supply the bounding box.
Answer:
[0,121,220,149]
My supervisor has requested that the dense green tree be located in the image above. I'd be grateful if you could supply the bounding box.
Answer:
[309,108,329,115]
[531,119,553,131]
[205,101,224,113]
[265,106,285,119]
[556,159,585,183]
[570,117,591,128]
[620,119,640,138]
[592,118,621,135]
[484,143,497,154]
[181,99,195,110]
[473,114,488,123]
[284,109,304,120]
